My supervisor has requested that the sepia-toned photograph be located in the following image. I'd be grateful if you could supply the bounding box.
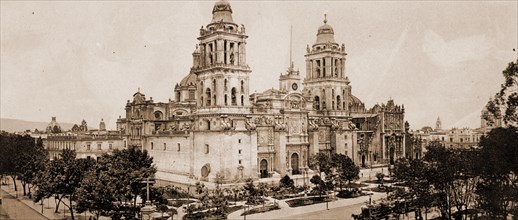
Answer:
[1,1,517,219]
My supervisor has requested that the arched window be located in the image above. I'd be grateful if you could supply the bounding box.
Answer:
[241,95,244,106]
[241,80,244,93]
[314,96,320,110]
[213,95,217,106]
[231,87,237,105]
[336,96,341,110]
[176,91,181,102]
[213,79,217,90]
[206,88,211,106]
[201,96,204,106]
[225,94,228,106]
[224,79,228,91]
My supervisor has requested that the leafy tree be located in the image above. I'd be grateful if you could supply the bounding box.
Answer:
[279,175,294,190]
[331,153,359,190]
[310,175,326,197]
[19,137,48,197]
[483,60,518,126]
[243,178,259,204]
[308,152,333,177]
[393,158,434,219]
[75,148,155,219]
[75,167,119,219]
[0,133,44,194]
[33,149,95,220]
[476,127,518,218]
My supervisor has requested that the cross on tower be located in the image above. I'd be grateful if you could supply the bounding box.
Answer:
[324,13,327,24]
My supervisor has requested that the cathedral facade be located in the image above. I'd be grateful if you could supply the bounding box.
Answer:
[116,0,406,184]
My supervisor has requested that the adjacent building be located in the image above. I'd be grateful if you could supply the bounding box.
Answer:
[45,118,124,159]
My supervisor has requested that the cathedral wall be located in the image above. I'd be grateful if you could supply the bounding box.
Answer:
[192,131,257,182]
[146,135,193,175]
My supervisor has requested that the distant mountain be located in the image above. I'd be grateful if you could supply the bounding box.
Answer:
[0,118,77,133]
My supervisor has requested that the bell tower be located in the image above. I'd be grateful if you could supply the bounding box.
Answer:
[194,0,251,113]
[303,15,349,116]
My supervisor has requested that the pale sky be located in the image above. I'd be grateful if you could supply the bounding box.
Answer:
[1,1,517,130]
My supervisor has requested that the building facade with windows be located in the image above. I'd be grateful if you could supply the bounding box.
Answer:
[46,118,124,159]
[116,0,406,184]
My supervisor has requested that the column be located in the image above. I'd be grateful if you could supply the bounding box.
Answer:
[217,40,224,64]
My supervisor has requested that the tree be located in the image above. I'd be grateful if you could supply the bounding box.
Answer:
[279,175,294,190]
[476,127,518,218]
[33,149,95,220]
[19,137,48,197]
[331,153,359,191]
[243,178,259,204]
[310,175,327,197]
[0,133,44,195]
[393,158,434,219]
[483,60,518,126]
[308,152,333,178]
[75,148,156,219]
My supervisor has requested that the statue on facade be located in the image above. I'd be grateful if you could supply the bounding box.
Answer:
[240,24,246,33]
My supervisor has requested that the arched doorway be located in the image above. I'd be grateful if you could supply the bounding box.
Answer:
[291,153,300,175]
[201,164,210,180]
[361,155,366,167]
[260,159,268,178]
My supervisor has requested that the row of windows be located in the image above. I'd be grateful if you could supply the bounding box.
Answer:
[85,143,113,151]
[150,142,182,152]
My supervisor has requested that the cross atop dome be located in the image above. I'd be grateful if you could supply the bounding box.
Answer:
[324,13,327,24]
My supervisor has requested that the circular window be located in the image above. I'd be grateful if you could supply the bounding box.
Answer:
[292,83,298,90]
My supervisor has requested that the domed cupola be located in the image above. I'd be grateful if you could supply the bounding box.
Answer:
[315,15,337,45]
[211,0,234,24]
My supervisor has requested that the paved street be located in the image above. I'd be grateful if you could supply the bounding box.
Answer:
[281,202,364,220]
[0,188,47,220]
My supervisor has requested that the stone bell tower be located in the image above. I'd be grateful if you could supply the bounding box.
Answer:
[194,0,251,114]
[303,15,350,116]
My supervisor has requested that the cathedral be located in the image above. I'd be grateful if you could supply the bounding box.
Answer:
[116,0,406,184]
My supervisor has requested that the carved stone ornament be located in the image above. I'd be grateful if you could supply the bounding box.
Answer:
[221,118,232,130]
[308,120,319,131]
[274,116,286,131]
[182,122,193,131]
[245,118,256,131]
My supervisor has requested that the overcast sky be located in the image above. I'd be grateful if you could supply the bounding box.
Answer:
[1,1,517,130]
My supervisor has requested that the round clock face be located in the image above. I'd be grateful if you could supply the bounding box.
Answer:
[292,83,298,90]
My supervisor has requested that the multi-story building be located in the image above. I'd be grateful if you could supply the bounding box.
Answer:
[46,118,123,159]
[116,0,406,184]
[413,117,483,152]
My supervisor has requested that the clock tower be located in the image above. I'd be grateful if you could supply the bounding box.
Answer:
[279,62,302,93]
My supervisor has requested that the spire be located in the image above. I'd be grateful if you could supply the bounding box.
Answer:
[289,25,293,67]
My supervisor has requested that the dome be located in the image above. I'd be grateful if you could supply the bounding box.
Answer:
[315,16,336,45]
[211,0,233,23]
[349,94,364,107]
[179,72,197,87]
